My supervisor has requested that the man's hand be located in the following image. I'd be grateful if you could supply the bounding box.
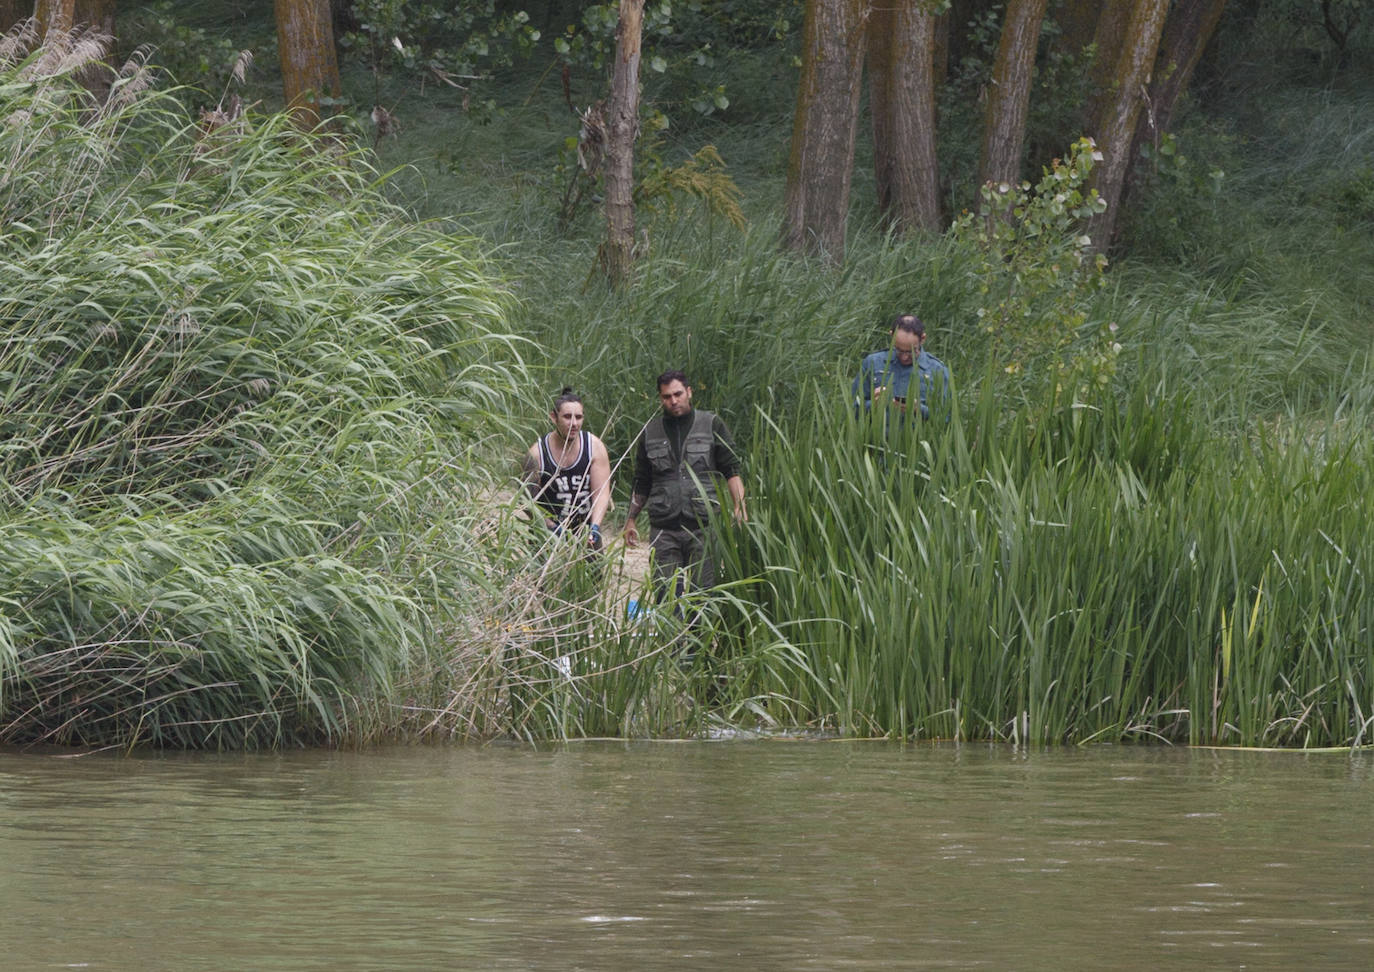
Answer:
[726,475,746,525]
[623,518,639,547]
[874,386,907,412]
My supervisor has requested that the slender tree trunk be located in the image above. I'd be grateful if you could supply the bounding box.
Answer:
[1136,0,1227,145]
[1121,0,1226,207]
[782,0,869,263]
[76,0,116,100]
[600,0,644,285]
[77,0,113,35]
[869,0,940,234]
[34,0,75,35]
[1,1,31,32]
[275,0,341,129]
[1085,0,1169,250]
[31,0,117,100]
[932,4,950,86]
[32,0,114,35]
[977,0,1048,198]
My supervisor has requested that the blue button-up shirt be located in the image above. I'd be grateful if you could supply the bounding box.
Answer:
[852,349,951,420]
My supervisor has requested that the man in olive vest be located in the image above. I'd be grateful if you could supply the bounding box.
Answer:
[623,370,746,597]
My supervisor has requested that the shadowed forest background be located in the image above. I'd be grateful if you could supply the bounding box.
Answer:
[1,0,1372,750]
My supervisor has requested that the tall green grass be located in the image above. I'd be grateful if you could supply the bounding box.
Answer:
[0,29,528,748]
[713,376,1374,747]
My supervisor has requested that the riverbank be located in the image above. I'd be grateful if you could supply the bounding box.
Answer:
[3,18,1373,749]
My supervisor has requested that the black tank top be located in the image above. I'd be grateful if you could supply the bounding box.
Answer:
[535,430,593,525]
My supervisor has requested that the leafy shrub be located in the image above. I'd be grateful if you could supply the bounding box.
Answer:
[339,0,542,118]
[951,137,1117,406]
[117,1,241,92]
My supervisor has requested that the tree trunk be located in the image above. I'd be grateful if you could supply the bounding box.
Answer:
[1084,0,1133,130]
[1121,0,1227,209]
[275,0,341,129]
[2,1,32,32]
[31,0,117,101]
[34,0,75,36]
[77,0,113,35]
[869,0,940,234]
[32,0,114,36]
[932,4,950,86]
[1135,0,1227,145]
[600,0,644,286]
[976,0,1048,197]
[0,1,24,30]
[781,0,869,263]
[1085,0,1169,250]
[34,0,114,34]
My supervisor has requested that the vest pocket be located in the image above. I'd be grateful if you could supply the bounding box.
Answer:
[645,437,672,470]
[684,438,712,468]
[646,489,674,520]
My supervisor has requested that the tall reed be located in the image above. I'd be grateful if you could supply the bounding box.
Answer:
[0,29,527,748]
[715,376,1374,747]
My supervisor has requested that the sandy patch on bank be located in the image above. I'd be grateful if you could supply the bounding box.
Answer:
[604,534,653,605]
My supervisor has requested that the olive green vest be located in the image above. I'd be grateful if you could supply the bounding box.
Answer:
[644,409,720,526]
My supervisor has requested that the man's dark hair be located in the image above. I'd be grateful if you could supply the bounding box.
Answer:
[656,369,689,391]
[552,386,582,411]
[891,314,926,337]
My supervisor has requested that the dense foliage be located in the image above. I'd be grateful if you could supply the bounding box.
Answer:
[2,5,1372,749]
[0,30,527,748]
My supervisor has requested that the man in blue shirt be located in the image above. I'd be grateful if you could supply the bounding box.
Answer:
[852,314,951,420]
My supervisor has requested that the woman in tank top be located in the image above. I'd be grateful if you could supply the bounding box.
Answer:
[522,388,611,549]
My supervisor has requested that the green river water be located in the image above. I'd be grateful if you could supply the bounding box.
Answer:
[2,740,1370,969]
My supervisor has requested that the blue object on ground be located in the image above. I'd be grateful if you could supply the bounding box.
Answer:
[627,598,655,622]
